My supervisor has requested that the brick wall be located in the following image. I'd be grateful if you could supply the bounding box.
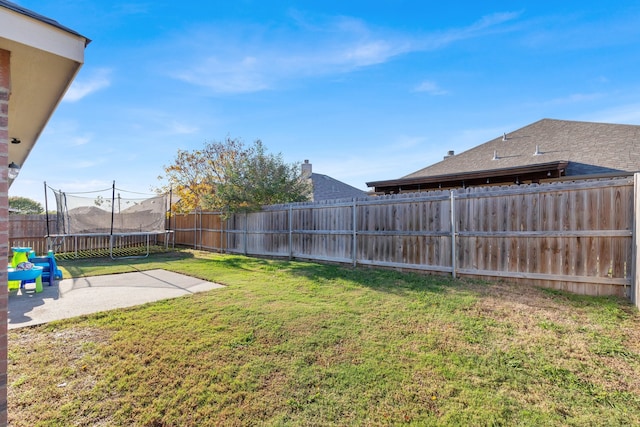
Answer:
[0,47,10,425]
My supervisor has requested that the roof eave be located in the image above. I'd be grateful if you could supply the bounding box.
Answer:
[0,2,88,186]
[367,161,569,189]
[0,0,90,46]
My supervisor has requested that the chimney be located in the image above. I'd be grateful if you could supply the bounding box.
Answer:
[444,150,455,159]
[301,159,312,178]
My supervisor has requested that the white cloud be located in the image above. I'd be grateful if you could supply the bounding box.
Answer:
[469,12,522,32]
[71,136,91,146]
[340,39,402,67]
[414,80,448,95]
[172,56,269,94]
[125,108,200,135]
[418,11,522,50]
[166,11,521,94]
[63,68,112,102]
[167,121,199,135]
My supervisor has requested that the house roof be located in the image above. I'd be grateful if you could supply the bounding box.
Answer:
[310,173,366,202]
[0,0,89,185]
[300,160,366,201]
[367,118,640,190]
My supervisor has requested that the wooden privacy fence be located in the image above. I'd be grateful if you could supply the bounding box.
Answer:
[173,176,639,306]
[8,214,52,255]
[173,210,227,252]
[9,176,640,307]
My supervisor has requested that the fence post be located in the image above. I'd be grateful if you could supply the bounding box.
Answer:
[450,190,457,279]
[198,209,202,250]
[192,210,197,250]
[288,205,293,260]
[219,212,224,253]
[224,213,229,254]
[352,199,357,267]
[244,212,248,255]
[632,173,639,308]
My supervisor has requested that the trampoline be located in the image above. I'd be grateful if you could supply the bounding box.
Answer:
[44,181,173,259]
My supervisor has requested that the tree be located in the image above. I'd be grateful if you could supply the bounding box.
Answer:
[9,196,44,214]
[158,137,311,213]
[217,140,311,213]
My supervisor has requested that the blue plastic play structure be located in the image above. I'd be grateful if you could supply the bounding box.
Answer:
[28,250,63,285]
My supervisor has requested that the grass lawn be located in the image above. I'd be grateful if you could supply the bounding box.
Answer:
[8,250,640,426]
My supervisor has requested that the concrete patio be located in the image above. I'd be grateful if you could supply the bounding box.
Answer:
[8,269,225,329]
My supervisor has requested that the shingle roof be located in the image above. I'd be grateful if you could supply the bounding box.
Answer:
[310,173,366,202]
[403,118,640,179]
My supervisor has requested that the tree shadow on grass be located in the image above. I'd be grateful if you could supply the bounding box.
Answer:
[214,254,461,296]
[212,254,276,272]
[214,255,637,311]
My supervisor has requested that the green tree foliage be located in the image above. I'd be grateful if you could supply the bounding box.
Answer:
[9,196,44,214]
[217,140,311,213]
[158,137,311,213]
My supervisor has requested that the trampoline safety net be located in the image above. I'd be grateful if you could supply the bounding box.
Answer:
[52,187,168,235]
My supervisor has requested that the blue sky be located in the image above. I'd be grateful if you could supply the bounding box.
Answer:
[9,0,640,206]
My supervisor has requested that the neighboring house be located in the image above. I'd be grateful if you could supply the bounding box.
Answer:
[367,118,640,194]
[301,160,367,201]
[0,0,88,422]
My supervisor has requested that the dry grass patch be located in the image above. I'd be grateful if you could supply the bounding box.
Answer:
[9,327,114,425]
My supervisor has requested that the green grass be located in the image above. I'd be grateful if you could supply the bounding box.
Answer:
[8,250,640,426]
